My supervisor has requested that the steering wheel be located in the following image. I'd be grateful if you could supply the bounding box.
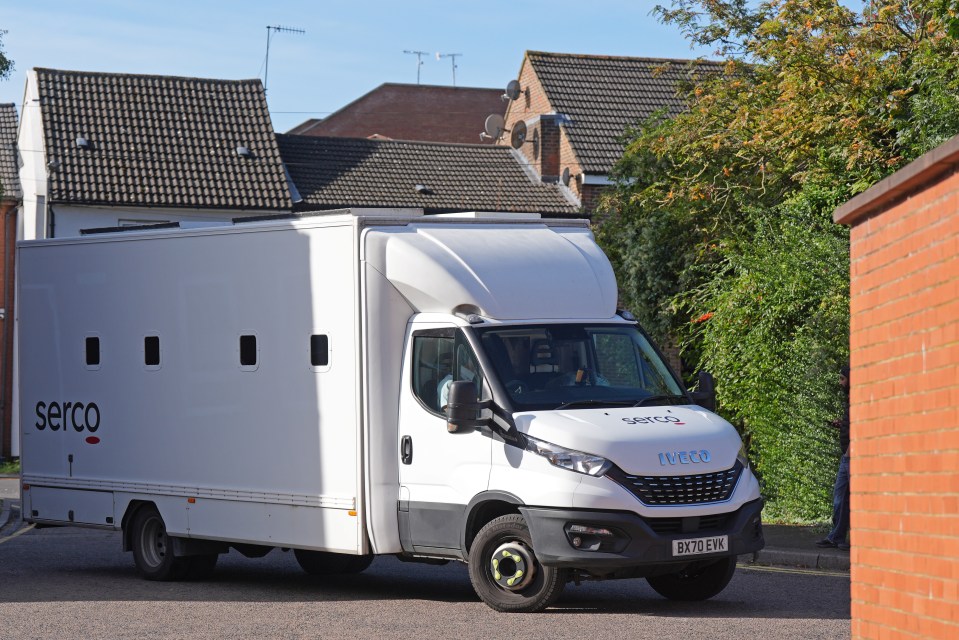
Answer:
[505,379,527,395]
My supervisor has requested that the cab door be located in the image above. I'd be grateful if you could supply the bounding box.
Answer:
[397,323,492,554]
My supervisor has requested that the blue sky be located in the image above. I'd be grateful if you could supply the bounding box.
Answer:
[1,1,715,133]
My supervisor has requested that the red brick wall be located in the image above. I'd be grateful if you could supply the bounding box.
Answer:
[579,184,609,216]
[503,58,549,172]
[503,56,587,208]
[847,168,959,639]
[301,85,506,144]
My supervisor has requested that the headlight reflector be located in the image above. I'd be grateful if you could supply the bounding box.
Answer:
[523,434,612,476]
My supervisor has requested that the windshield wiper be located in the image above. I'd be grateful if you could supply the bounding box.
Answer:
[556,399,636,410]
[633,394,688,407]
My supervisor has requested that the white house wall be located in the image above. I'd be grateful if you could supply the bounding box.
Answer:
[18,69,47,242]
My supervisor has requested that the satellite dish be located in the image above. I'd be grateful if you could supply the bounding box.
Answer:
[504,80,522,101]
[510,121,527,148]
[561,167,570,186]
[484,114,505,139]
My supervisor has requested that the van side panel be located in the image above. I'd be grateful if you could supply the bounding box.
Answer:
[18,223,361,552]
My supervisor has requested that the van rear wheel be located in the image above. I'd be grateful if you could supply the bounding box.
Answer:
[130,506,218,581]
[293,549,373,575]
[646,557,736,601]
[130,506,185,581]
[468,514,566,613]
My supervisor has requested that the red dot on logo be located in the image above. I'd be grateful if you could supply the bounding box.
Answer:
[85,436,100,445]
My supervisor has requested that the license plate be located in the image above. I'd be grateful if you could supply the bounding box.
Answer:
[672,535,729,557]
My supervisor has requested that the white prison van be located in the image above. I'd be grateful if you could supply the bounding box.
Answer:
[17,209,763,612]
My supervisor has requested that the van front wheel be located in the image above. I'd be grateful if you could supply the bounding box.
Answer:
[646,556,736,601]
[468,514,566,613]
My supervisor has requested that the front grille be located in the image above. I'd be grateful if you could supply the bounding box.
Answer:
[608,461,743,506]
[642,513,730,534]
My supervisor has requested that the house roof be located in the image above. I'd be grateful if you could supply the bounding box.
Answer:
[0,103,20,201]
[35,68,292,210]
[289,83,505,145]
[276,134,579,215]
[524,52,723,175]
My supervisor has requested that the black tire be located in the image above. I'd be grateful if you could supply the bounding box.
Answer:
[646,557,736,601]
[293,549,374,575]
[468,514,567,613]
[130,506,187,581]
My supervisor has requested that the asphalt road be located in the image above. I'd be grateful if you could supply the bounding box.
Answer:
[0,526,850,640]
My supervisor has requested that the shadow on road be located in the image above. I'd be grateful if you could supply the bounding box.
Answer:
[0,528,849,620]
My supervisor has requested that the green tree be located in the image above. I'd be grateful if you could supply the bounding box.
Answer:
[0,30,12,81]
[598,1,959,519]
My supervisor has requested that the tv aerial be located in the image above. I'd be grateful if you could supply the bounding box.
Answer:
[263,25,306,95]
[436,52,462,86]
[404,50,430,84]
[480,114,528,149]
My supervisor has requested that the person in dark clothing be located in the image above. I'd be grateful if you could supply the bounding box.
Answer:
[817,364,850,549]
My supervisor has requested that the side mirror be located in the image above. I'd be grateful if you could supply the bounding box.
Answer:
[446,381,487,434]
[690,371,717,412]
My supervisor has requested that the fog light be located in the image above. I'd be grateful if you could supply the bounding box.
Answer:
[568,524,614,537]
[564,523,630,553]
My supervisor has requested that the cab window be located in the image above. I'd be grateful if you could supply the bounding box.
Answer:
[412,329,484,415]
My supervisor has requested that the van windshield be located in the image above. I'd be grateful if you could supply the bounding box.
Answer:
[475,324,686,411]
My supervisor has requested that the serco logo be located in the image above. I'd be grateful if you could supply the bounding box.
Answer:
[35,400,101,442]
[621,416,686,426]
[659,450,711,466]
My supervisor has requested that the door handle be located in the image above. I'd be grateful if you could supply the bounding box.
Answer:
[401,435,413,465]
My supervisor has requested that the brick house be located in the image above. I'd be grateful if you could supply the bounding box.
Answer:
[833,136,959,639]
[287,83,505,145]
[0,103,20,460]
[500,51,722,213]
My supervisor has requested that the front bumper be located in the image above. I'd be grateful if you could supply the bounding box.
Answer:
[519,498,764,575]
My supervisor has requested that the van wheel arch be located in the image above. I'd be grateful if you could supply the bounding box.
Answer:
[121,500,155,552]
[463,492,524,554]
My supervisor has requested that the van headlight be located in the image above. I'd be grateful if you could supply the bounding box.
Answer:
[522,434,612,476]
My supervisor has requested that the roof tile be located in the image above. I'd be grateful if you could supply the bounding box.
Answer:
[526,52,722,175]
[0,103,20,200]
[278,135,578,215]
[36,68,292,210]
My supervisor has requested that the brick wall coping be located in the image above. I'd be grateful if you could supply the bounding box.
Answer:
[833,133,959,226]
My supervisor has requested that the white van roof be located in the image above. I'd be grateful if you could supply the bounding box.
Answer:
[364,220,618,321]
